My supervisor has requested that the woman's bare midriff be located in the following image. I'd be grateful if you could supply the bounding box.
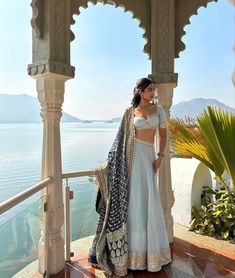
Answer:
[135,129,156,144]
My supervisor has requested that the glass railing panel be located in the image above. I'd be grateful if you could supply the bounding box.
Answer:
[0,197,44,278]
[68,177,99,241]
[0,175,100,277]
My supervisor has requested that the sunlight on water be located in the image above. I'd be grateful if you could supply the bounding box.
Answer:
[0,122,119,223]
[0,122,120,277]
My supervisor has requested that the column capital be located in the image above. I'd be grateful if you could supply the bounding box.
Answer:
[153,81,176,113]
[34,72,70,123]
[35,73,69,109]
[28,60,75,78]
[148,73,178,85]
[33,71,72,80]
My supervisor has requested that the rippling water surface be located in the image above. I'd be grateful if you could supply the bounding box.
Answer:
[0,122,120,277]
[0,122,119,223]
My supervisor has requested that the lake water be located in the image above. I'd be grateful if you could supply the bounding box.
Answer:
[0,122,120,277]
[0,122,119,223]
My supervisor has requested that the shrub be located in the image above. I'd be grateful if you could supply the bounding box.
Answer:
[190,185,235,242]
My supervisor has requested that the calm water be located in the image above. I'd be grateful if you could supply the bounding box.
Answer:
[0,122,120,223]
[0,122,120,277]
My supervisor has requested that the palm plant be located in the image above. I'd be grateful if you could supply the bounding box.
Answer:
[169,106,235,191]
[198,107,235,190]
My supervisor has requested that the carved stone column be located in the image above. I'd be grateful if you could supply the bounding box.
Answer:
[149,0,178,243]
[157,83,176,243]
[28,0,75,275]
[36,73,70,275]
[149,82,176,244]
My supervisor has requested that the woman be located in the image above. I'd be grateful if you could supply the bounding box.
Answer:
[88,77,172,277]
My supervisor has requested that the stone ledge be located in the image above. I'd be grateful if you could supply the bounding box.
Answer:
[13,225,235,277]
[174,224,235,259]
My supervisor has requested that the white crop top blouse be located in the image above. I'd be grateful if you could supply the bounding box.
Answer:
[133,105,166,129]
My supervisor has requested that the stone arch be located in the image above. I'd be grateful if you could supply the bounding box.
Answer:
[191,162,213,210]
[70,0,151,58]
[175,0,218,58]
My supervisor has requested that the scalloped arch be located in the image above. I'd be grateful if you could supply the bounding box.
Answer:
[175,0,218,58]
[70,0,151,59]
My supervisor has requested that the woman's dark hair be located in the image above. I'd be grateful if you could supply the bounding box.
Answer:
[131,77,154,108]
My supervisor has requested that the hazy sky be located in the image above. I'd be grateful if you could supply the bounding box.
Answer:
[0,0,234,120]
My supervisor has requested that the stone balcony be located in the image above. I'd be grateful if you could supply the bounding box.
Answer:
[14,224,235,278]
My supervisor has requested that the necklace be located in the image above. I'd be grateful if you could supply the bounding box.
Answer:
[137,103,152,110]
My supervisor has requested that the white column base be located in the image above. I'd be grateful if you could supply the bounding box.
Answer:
[157,83,176,243]
[34,73,71,275]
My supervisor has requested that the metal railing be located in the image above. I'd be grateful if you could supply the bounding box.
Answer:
[0,170,96,275]
[62,170,95,262]
[0,177,53,215]
[0,176,53,277]
[62,170,95,180]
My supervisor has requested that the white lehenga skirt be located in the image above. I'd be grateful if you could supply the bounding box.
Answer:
[127,139,172,272]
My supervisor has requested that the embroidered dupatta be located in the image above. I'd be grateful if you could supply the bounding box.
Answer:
[89,106,135,276]
[89,105,161,276]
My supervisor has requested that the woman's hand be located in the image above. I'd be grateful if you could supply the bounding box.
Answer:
[153,157,163,172]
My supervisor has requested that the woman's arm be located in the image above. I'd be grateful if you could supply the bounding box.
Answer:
[153,127,167,172]
[157,127,167,157]
[153,104,167,172]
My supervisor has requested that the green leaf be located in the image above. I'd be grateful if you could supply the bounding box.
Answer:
[189,218,196,230]
[198,107,235,190]
[215,218,220,225]
[191,206,198,215]
[204,219,211,225]
[223,231,230,239]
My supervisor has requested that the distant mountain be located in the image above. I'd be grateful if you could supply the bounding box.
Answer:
[171,98,235,119]
[0,94,81,123]
[105,98,235,122]
[1,95,234,123]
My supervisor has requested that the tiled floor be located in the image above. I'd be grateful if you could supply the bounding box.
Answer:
[41,236,235,278]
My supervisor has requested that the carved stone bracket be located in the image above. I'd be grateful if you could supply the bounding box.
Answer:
[30,0,71,67]
[70,0,151,58]
[31,0,44,39]
[54,0,67,63]
[155,0,169,71]
[28,60,75,78]
[149,73,178,85]
[175,0,218,58]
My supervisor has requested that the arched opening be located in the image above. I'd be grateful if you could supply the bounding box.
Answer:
[174,0,234,113]
[62,1,151,170]
[61,1,151,243]
[66,2,150,121]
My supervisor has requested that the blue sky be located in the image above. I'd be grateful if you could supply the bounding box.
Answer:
[0,0,234,120]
